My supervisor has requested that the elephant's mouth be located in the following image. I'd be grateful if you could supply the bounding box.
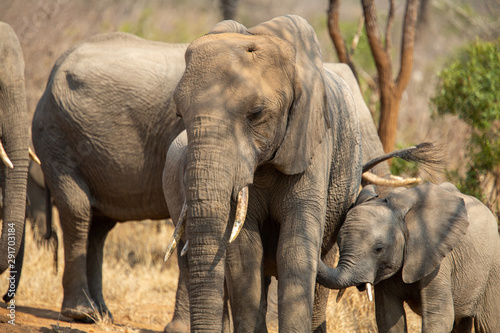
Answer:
[355,282,374,302]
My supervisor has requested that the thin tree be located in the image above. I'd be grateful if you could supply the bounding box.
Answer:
[328,0,420,153]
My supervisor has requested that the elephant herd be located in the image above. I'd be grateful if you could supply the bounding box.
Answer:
[1,14,499,333]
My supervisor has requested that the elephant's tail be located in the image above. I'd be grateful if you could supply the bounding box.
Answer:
[43,184,58,274]
[362,142,443,173]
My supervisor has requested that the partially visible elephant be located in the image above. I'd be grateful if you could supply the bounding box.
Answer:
[0,22,30,300]
[163,15,365,332]
[317,182,500,332]
[31,33,186,322]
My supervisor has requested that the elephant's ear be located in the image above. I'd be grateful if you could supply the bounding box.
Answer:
[207,20,248,35]
[355,185,378,205]
[249,15,331,175]
[387,183,469,284]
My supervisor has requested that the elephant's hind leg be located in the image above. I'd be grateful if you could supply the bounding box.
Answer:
[87,215,117,321]
[55,180,95,322]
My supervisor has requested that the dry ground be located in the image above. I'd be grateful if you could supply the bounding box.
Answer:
[0,215,422,332]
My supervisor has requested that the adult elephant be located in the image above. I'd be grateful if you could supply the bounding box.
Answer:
[164,15,363,332]
[0,22,30,300]
[31,33,186,322]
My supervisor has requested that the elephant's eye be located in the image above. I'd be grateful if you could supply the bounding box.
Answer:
[247,106,264,121]
[176,110,183,119]
[374,244,384,254]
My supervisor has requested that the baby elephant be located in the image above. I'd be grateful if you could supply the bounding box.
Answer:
[317,182,500,332]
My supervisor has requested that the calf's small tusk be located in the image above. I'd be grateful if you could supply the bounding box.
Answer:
[0,141,13,169]
[366,283,373,302]
[29,147,41,165]
[229,186,249,243]
[164,202,187,261]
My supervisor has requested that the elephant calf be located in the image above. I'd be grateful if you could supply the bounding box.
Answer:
[317,182,500,332]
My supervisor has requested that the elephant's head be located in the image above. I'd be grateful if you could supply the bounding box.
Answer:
[317,183,469,294]
[172,15,330,331]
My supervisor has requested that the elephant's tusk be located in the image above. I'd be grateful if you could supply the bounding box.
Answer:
[362,171,421,187]
[336,288,346,303]
[366,283,373,302]
[229,186,249,243]
[164,202,188,262]
[180,240,189,256]
[0,140,14,169]
[29,147,41,165]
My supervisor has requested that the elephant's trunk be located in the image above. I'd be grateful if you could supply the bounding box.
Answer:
[316,259,359,290]
[184,118,247,332]
[0,79,30,275]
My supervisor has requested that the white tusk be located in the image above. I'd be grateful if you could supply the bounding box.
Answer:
[362,171,421,187]
[29,147,41,165]
[366,283,373,302]
[180,240,189,256]
[336,288,346,303]
[229,186,249,243]
[0,140,13,169]
[164,202,187,262]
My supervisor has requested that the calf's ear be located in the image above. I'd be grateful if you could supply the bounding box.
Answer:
[388,183,469,284]
[355,185,378,205]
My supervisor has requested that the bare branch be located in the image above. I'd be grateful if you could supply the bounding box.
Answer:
[350,15,365,56]
[361,0,392,86]
[327,0,348,64]
[395,0,419,97]
[385,0,395,53]
[327,0,359,81]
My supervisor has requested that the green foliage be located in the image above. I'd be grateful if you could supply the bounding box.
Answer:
[432,38,500,200]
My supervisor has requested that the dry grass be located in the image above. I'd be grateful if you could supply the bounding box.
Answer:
[0,213,422,332]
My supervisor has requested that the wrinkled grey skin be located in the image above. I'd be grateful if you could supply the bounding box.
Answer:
[166,15,362,332]
[164,62,389,332]
[318,182,500,332]
[31,33,186,322]
[0,22,30,297]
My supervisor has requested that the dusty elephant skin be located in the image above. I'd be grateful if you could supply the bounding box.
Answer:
[318,182,500,332]
[0,22,30,302]
[31,33,186,323]
[165,15,363,332]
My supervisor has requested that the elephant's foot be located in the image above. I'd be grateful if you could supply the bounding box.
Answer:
[164,318,189,333]
[61,297,113,323]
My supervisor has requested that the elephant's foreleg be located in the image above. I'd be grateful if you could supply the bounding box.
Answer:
[57,181,94,322]
[225,226,268,333]
[164,239,190,333]
[276,216,323,333]
[87,215,117,321]
[311,248,337,332]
